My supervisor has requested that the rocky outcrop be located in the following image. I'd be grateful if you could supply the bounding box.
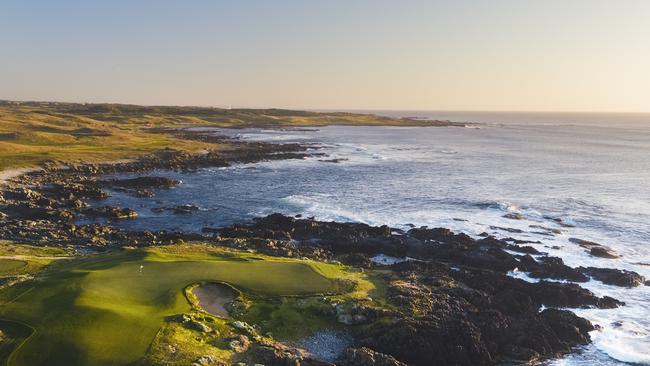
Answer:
[82,206,138,220]
[0,133,317,248]
[338,347,406,366]
[517,255,589,282]
[0,133,634,366]
[213,215,624,365]
[96,176,179,197]
[569,237,621,258]
[589,246,621,259]
[98,176,179,189]
[579,267,646,287]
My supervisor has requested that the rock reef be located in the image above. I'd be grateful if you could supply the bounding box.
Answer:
[0,131,641,365]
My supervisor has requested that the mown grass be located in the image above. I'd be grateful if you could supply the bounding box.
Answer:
[0,243,72,277]
[0,245,376,366]
[0,101,434,171]
[0,320,33,366]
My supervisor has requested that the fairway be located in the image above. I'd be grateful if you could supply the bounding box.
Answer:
[0,260,27,276]
[0,247,344,366]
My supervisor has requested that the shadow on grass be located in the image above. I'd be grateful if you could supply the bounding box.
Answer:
[0,319,33,366]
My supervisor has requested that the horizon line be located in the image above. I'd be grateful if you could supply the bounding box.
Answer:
[2,98,650,115]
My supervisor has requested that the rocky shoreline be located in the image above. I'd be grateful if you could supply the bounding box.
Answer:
[0,131,317,248]
[0,131,646,365]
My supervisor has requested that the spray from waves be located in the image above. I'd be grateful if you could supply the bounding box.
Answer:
[507,270,650,364]
[280,193,650,365]
[278,194,378,224]
[97,125,650,364]
[237,132,314,141]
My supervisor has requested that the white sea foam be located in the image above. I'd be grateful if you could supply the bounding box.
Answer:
[99,124,650,364]
[276,165,650,364]
[371,254,408,265]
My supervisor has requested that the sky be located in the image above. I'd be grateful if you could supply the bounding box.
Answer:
[1,0,649,112]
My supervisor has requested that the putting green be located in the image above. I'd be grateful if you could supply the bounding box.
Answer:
[0,247,342,366]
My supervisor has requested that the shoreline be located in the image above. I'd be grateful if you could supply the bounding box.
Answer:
[0,168,40,186]
[0,128,645,365]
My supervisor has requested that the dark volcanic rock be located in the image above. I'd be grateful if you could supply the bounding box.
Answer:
[362,316,493,366]
[579,267,646,287]
[503,213,525,220]
[99,176,179,189]
[489,226,524,233]
[97,176,179,198]
[210,214,625,365]
[83,206,138,220]
[529,224,564,234]
[172,204,200,214]
[518,255,589,282]
[0,133,318,248]
[540,309,594,345]
[338,347,407,366]
[45,182,108,200]
[568,238,621,258]
[589,246,621,259]
[569,237,602,248]
[506,245,541,254]
[0,129,631,366]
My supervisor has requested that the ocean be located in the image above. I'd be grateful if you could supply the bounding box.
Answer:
[93,111,650,365]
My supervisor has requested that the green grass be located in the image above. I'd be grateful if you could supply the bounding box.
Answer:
[0,245,374,366]
[0,320,33,366]
[0,101,440,171]
[241,297,336,340]
[141,318,235,366]
[0,242,71,258]
[0,261,27,277]
[0,243,72,277]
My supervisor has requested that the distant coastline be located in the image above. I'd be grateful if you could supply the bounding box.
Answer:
[0,100,463,172]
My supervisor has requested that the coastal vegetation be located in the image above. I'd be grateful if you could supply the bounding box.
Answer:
[0,100,448,171]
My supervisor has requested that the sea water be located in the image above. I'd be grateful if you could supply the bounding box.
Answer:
[95,111,650,365]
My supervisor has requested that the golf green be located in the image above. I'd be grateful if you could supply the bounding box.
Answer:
[0,248,340,366]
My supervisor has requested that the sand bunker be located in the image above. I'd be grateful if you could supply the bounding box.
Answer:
[192,282,236,318]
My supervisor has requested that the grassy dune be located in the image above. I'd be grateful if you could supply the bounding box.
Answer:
[0,100,438,171]
[0,245,375,366]
[0,103,214,171]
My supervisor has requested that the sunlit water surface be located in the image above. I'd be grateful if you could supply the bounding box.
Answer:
[93,112,650,365]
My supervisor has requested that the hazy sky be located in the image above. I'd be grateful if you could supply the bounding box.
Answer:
[1,0,649,112]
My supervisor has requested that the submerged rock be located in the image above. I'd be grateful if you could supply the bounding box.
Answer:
[589,246,620,259]
[99,176,179,189]
[503,213,525,220]
[529,225,563,234]
[569,237,602,248]
[172,204,200,214]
